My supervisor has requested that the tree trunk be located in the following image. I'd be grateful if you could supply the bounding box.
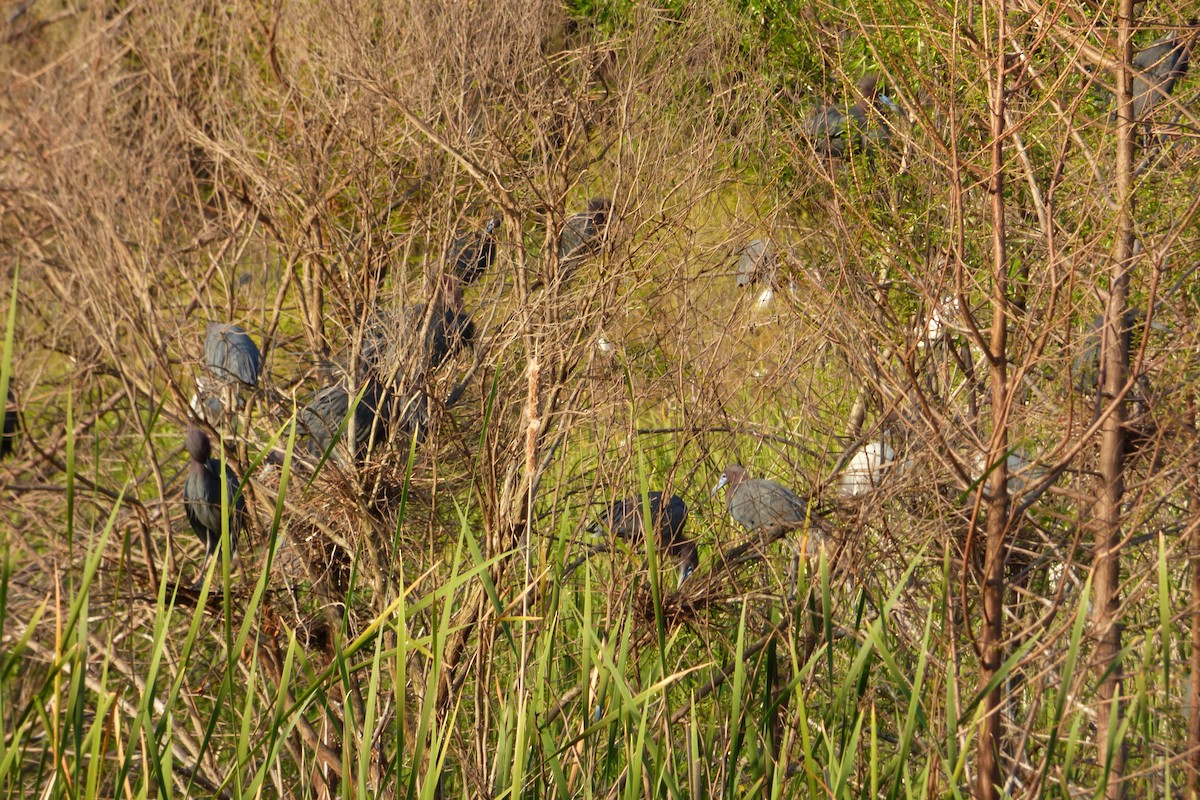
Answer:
[1094,1,1135,796]
[977,6,1011,797]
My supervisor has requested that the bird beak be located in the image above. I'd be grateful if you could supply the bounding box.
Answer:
[710,474,727,497]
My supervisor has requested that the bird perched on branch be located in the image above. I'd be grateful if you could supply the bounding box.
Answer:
[191,322,262,422]
[591,491,697,586]
[298,381,392,461]
[415,303,476,373]
[735,239,777,289]
[1129,27,1194,120]
[839,441,898,497]
[1072,308,1145,393]
[806,73,897,159]
[712,464,820,547]
[447,215,500,284]
[359,281,476,387]
[183,427,246,587]
[558,197,612,268]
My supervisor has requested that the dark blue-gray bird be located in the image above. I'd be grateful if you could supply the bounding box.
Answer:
[447,216,500,284]
[735,239,777,289]
[591,491,697,586]
[558,198,612,264]
[363,276,476,383]
[183,427,245,586]
[2,386,17,459]
[192,322,262,421]
[712,464,821,546]
[298,381,391,460]
[203,322,261,385]
[806,73,897,158]
[1131,29,1193,120]
[410,303,476,372]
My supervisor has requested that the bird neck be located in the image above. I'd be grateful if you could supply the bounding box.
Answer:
[189,459,210,480]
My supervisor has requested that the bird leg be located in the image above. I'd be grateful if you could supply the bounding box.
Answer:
[189,551,211,591]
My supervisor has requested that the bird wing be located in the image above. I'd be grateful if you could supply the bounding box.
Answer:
[743,480,809,529]
[206,326,261,386]
[184,469,225,551]
[183,492,212,541]
[606,498,644,542]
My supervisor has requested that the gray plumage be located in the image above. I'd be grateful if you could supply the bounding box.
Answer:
[735,239,777,288]
[357,310,397,380]
[362,295,475,383]
[2,386,16,459]
[558,197,612,263]
[204,323,261,387]
[414,305,476,371]
[183,428,245,584]
[189,393,224,424]
[592,491,697,583]
[447,216,500,284]
[195,323,262,421]
[806,73,895,158]
[298,381,390,459]
[712,464,816,539]
[807,103,867,159]
[1131,31,1192,119]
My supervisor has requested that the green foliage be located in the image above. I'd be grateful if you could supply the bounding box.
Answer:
[4,0,1200,795]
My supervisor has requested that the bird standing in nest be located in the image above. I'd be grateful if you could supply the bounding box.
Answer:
[713,464,824,597]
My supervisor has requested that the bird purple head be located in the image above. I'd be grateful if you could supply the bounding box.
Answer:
[711,464,749,497]
[185,427,212,464]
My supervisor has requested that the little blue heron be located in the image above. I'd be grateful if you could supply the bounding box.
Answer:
[447,216,500,284]
[592,491,697,586]
[204,323,261,386]
[1072,309,1144,393]
[714,464,823,599]
[183,427,246,587]
[299,381,392,460]
[558,197,612,265]
[357,288,475,385]
[712,464,819,545]
[192,322,262,421]
[807,73,897,159]
[414,304,476,371]
[1131,29,1193,120]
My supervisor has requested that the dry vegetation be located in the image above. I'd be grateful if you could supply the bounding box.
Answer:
[2,0,1200,797]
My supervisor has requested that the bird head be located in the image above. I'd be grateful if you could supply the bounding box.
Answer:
[711,464,748,497]
[856,72,881,99]
[586,197,613,227]
[675,540,699,587]
[184,427,212,464]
